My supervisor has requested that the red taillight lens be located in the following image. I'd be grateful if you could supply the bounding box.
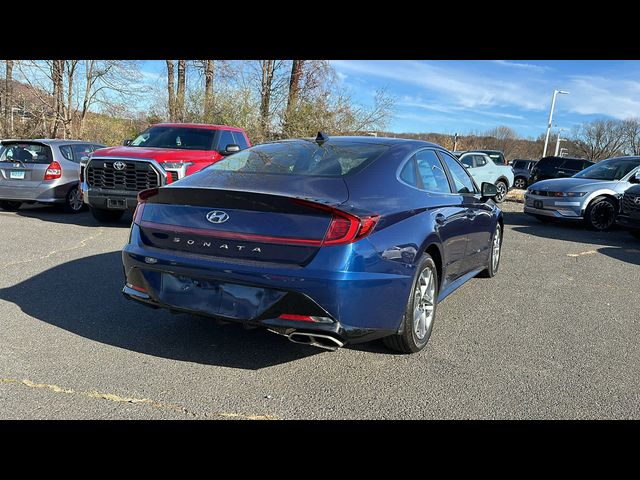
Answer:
[278,314,314,322]
[293,199,379,246]
[133,188,158,225]
[44,161,62,180]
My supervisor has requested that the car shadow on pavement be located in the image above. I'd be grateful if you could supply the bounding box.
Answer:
[0,251,321,370]
[505,211,640,266]
[13,204,133,228]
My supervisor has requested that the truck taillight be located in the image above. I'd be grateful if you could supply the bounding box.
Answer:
[44,161,62,180]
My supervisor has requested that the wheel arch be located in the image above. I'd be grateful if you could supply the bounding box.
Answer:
[582,190,620,215]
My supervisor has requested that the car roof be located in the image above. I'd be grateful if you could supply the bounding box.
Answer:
[151,123,245,132]
[0,139,102,146]
[266,135,441,149]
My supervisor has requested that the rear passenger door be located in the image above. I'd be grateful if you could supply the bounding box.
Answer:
[413,149,469,284]
[438,150,494,275]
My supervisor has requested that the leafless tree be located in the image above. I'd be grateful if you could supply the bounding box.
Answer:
[283,60,303,136]
[166,60,176,121]
[571,119,626,161]
[203,60,214,120]
[621,118,640,156]
[176,60,186,122]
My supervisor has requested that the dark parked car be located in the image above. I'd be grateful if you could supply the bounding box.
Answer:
[511,159,537,189]
[121,135,504,354]
[530,156,594,184]
[617,177,640,239]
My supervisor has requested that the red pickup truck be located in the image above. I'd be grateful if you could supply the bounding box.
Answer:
[80,123,250,223]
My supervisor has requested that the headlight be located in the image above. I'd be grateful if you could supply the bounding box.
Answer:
[546,191,586,197]
[162,162,193,170]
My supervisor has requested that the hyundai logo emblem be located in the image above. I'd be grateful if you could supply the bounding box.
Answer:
[113,161,126,171]
[634,197,640,205]
[206,210,229,224]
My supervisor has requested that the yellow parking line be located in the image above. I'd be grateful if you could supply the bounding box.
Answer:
[1,377,277,420]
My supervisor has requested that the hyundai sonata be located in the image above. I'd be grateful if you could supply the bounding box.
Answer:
[121,134,503,353]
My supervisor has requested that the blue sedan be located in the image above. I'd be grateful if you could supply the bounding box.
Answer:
[121,134,503,353]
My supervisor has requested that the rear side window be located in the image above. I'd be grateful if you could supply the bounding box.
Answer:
[232,131,249,149]
[217,130,235,151]
[59,145,74,161]
[513,160,524,169]
[0,143,52,164]
[208,141,389,177]
[415,150,451,194]
[438,151,476,194]
[460,155,474,168]
[71,144,94,162]
[400,157,417,186]
[562,159,585,170]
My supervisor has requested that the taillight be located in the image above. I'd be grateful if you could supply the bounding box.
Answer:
[293,199,379,246]
[133,188,159,225]
[44,161,62,180]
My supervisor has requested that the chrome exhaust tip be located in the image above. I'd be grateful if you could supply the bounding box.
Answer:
[287,332,345,351]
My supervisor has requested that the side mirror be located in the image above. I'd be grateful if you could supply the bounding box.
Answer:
[481,182,498,199]
[123,139,132,146]
[220,144,241,156]
[632,170,640,183]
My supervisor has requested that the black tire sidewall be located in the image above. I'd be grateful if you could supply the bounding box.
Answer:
[64,187,83,213]
[585,197,616,231]
[0,200,22,211]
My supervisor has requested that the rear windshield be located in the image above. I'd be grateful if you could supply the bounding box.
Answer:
[130,126,217,150]
[207,141,389,177]
[0,143,52,164]
[573,158,640,181]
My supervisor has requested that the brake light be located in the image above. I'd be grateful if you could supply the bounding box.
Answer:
[293,199,379,246]
[44,161,62,180]
[278,314,332,323]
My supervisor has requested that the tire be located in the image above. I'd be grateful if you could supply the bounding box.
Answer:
[0,200,22,211]
[478,223,502,278]
[584,196,617,231]
[383,254,439,354]
[513,177,527,189]
[533,214,555,223]
[494,180,508,203]
[62,186,84,214]
[90,206,124,223]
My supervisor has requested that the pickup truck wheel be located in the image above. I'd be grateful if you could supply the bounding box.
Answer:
[494,180,508,203]
[0,200,22,211]
[513,177,527,189]
[90,207,124,223]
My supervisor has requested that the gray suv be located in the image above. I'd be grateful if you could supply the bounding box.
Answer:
[0,139,104,213]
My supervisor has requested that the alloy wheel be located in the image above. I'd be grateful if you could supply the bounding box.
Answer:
[514,178,527,189]
[590,201,615,230]
[495,182,507,202]
[413,267,436,341]
[69,188,83,211]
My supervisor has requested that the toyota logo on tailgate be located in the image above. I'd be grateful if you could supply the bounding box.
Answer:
[113,161,126,171]
[206,210,229,224]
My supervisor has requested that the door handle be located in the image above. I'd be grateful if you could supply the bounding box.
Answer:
[435,213,445,225]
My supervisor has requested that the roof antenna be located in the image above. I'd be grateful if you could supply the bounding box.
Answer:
[315,131,329,146]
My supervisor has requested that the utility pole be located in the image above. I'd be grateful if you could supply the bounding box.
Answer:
[554,128,567,156]
[453,132,458,151]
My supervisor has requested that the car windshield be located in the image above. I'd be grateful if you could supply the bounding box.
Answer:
[207,141,389,177]
[130,126,217,150]
[573,158,640,181]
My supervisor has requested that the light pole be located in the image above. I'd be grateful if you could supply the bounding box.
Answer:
[542,90,569,158]
[554,127,567,156]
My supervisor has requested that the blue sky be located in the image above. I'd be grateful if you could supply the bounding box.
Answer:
[140,60,640,139]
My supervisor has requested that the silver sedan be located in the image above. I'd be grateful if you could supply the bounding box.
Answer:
[0,139,104,213]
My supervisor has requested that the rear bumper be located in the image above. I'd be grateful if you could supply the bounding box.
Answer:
[0,182,72,203]
[121,228,412,343]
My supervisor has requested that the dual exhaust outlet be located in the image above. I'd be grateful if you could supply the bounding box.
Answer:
[268,330,345,351]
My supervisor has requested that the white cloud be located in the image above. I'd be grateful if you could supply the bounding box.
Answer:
[562,75,640,120]
[331,60,548,111]
[494,60,551,73]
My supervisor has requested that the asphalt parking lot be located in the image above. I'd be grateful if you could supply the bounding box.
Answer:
[1,201,639,419]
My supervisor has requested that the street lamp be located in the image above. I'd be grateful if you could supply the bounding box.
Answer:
[542,90,569,158]
[554,127,567,156]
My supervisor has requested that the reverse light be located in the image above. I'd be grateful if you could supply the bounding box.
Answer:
[43,161,62,180]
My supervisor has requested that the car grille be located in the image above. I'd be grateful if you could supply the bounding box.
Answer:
[621,192,640,215]
[87,160,160,191]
